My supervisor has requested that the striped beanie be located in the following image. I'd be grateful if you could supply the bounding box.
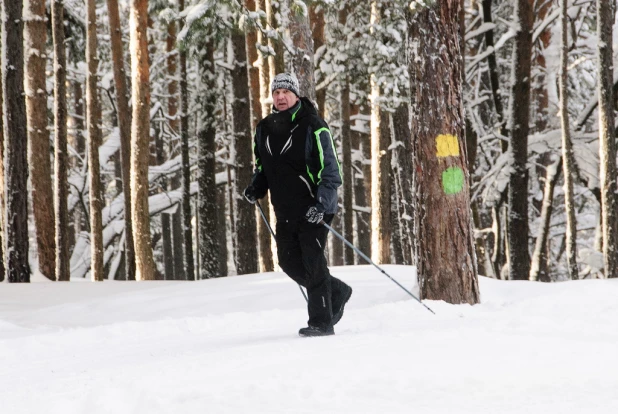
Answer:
[271,73,300,97]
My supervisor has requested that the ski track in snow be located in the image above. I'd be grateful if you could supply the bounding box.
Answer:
[1,265,617,414]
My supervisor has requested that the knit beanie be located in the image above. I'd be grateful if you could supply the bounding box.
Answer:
[271,73,300,97]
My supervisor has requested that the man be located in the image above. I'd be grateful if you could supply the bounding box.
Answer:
[244,73,352,337]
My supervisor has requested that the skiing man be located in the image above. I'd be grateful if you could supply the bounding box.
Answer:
[244,73,353,337]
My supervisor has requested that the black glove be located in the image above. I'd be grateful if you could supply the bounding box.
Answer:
[305,205,324,224]
[244,186,258,204]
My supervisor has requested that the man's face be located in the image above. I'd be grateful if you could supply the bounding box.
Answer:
[273,88,299,111]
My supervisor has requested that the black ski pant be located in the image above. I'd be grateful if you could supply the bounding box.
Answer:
[275,214,347,328]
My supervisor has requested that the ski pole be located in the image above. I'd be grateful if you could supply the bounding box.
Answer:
[320,220,435,315]
[256,201,308,303]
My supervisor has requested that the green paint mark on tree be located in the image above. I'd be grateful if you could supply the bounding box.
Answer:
[442,167,464,195]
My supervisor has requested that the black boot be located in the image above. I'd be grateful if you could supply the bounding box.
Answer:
[332,284,352,326]
[298,325,335,337]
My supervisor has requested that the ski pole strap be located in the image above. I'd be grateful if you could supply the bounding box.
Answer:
[256,201,308,303]
[320,221,435,315]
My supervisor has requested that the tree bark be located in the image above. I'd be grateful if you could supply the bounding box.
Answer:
[352,104,372,260]
[106,0,136,281]
[197,41,219,279]
[256,0,275,272]
[341,75,354,265]
[408,1,479,304]
[179,0,195,280]
[130,0,157,280]
[87,0,104,282]
[559,0,579,280]
[166,18,185,281]
[0,65,5,282]
[370,2,391,264]
[310,4,326,117]
[530,158,562,282]
[392,103,414,265]
[266,0,286,81]
[232,27,259,275]
[289,1,316,102]
[25,0,55,281]
[507,0,533,280]
[246,0,262,129]
[597,0,618,278]
[52,0,70,281]
[2,0,31,282]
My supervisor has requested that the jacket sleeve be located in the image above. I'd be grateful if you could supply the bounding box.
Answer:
[313,126,342,213]
[250,125,269,198]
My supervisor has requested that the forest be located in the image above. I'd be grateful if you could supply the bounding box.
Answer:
[1,0,617,295]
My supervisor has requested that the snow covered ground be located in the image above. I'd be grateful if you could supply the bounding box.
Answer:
[1,265,617,414]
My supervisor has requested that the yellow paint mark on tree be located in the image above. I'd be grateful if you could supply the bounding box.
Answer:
[436,134,460,158]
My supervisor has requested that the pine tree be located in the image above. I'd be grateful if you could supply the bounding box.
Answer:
[507,0,534,280]
[130,0,157,280]
[597,0,618,278]
[106,0,136,281]
[87,0,104,281]
[25,0,55,281]
[408,0,479,303]
[2,0,31,282]
[52,0,70,281]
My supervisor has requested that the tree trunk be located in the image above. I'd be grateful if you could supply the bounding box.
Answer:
[179,0,195,280]
[256,0,275,272]
[167,20,185,281]
[130,0,157,281]
[482,0,507,147]
[310,3,326,117]
[408,2,479,304]
[352,104,372,261]
[69,80,86,251]
[341,75,354,265]
[232,28,259,275]
[0,65,5,282]
[25,0,55,281]
[370,2,391,264]
[530,158,562,282]
[86,0,104,282]
[289,2,316,102]
[246,0,262,129]
[52,0,70,281]
[559,0,579,280]
[155,123,173,279]
[392,103,414,265]
[106,0,136,281]
[266,0,285,80]
[217,182,228,277]
[507,0,533,280]
[197,41,219,279]
[2,0,31,282]
[597,0,618,278]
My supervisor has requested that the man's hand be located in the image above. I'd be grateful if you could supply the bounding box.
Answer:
[305,206,324,224]
[244,186,258,204]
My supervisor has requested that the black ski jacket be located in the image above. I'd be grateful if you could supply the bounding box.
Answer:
[250,97,342,219]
